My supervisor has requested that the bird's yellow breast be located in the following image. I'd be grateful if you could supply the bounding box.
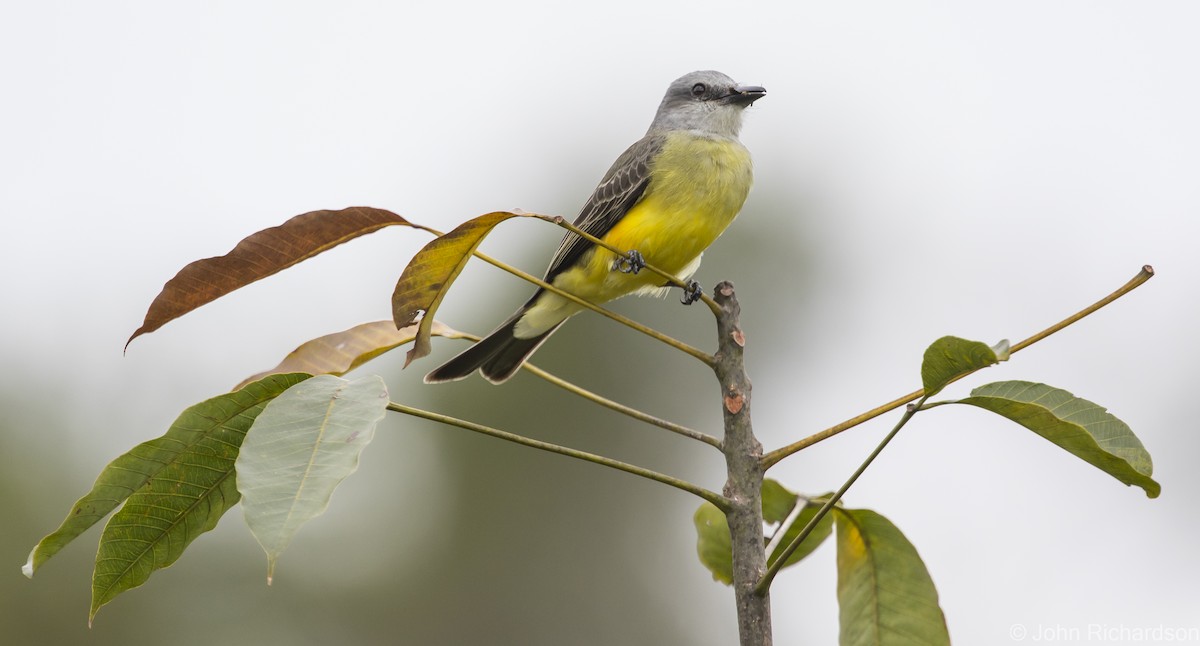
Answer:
[612,132,753,265]
[564,132,752,295]
[515,131,752,337]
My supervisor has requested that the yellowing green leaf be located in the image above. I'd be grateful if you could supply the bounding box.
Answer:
[391,211,522,366]
[836,508,949,646]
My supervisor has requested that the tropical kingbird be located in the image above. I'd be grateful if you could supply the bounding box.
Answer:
[426,70,765,384]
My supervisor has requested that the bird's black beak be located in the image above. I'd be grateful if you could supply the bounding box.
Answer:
[727,84,767,106]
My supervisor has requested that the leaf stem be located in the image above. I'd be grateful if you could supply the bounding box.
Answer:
[385,401,731,510]
[761,264,1155,469]
[445,331,719,447]
[755,396,927,595]
[520,363,723,449]
[1009,265,1155,352]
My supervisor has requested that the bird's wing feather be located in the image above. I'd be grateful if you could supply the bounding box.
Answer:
[542,134,665,282]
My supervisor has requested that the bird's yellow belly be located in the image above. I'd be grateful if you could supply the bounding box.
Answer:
[515,133,752,337]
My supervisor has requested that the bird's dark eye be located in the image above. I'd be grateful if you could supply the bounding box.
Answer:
[691,83,707,97]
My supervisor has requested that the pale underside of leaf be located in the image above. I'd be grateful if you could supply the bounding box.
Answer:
[236,375,388,584]
[86,373,311,623]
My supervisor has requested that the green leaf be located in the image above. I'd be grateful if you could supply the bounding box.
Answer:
[391,211,522,367]
[127,207,428,348]
[762,478,799,524]
[921,335,1008,396]
[23,373,309,581]
[237,375,388,584]
[235,319,469,390]
[836,508,949,646]
[84,373,311,624]
[956,380,1160,497]
[767,495,835,570]
[693,502,734,585]
[695,480,833,585]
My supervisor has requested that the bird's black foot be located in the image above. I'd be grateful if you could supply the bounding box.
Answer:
[680,280,703,305]
[613,249,646,274]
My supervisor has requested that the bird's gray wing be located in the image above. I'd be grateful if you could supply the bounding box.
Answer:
[542,133,665,283]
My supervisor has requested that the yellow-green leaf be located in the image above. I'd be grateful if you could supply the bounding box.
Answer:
[921,335,1008,396]
[836,508,949,646]
[695,480,833,585]
[391,211,522,367]
[693,502,734,585]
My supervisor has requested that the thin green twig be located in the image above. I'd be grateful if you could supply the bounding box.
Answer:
[470,248,714,366]
[760,264,1155,470]
[386,401,731,510]
[521,363,723,449]
[419,222,714,366]
[446,331,721,448]
[755,396,928,595]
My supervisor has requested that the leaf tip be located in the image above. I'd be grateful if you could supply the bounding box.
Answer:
[264,545,281,586]
[21,550,35,579]
[403,337,432,368]
[991,339,1011,362]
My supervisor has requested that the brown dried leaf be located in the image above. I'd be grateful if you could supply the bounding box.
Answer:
[391,211,522,367]
[127,207,430,349]
[235,320,470,390]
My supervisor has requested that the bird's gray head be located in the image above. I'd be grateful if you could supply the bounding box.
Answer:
[647,70,766,137]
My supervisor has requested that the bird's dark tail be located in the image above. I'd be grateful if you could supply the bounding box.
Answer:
[424,310,563,384]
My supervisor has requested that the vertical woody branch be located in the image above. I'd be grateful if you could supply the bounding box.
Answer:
[711,282,772,646]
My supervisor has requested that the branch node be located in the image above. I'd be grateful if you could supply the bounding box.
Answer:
[725,389,746,415]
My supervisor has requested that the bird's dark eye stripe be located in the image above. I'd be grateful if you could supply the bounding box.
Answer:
[691,83,706,97]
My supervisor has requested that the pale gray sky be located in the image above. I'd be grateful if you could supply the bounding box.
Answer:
[4,2,1199,644]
